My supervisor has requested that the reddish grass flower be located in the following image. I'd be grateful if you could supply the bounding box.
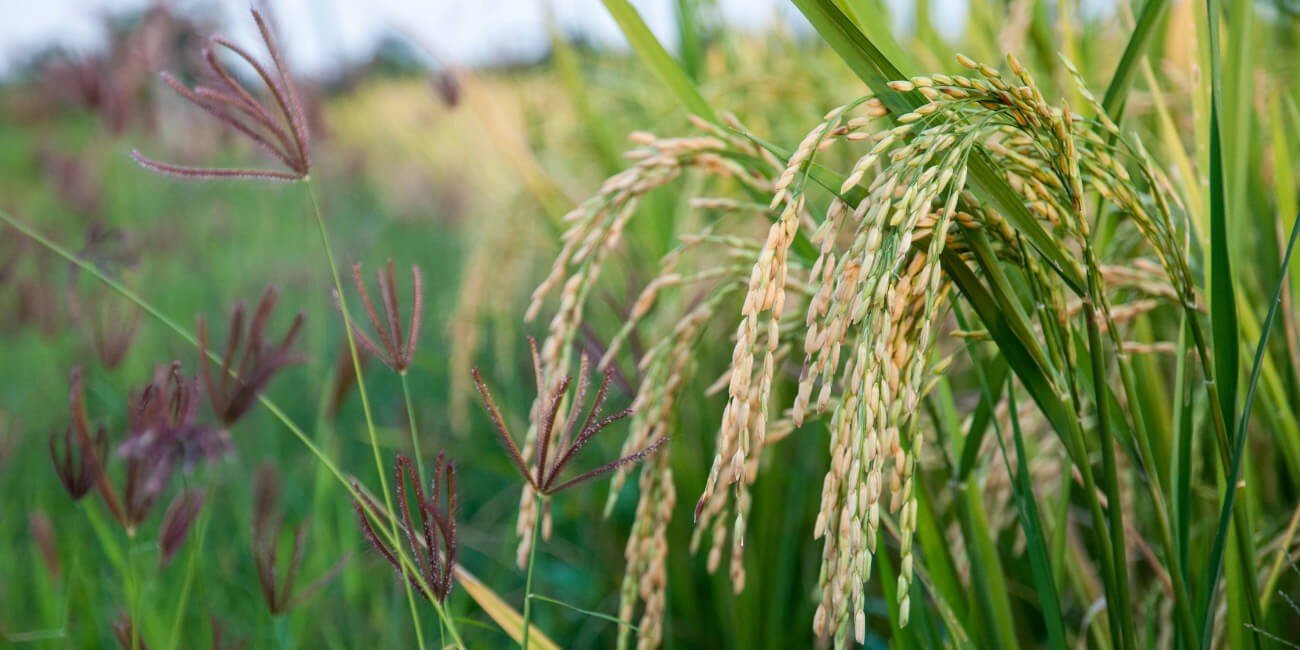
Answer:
[57,363,219,535]
[64,224,140,368]
[157,488,206,568]
[198,286,304,428]
[343,260,424,373]
[252,464,342,614]
[432,69,460,108]
[354,452,457,603]
[52,368,128,528]
[119,362,229,500]
[86,299,140,370]
[50,372,109,501]
[130,8,309,181]
[472,339,664,497]
[326,335,367,417]
[252,463,306,614]
[38,148,105,219]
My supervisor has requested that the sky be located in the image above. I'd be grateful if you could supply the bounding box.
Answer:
[0,0,969,78]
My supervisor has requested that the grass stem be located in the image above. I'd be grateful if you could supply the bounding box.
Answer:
[521,493,545,649]
[400,371,427,483]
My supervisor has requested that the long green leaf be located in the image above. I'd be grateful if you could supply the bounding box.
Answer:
[600,0,717,122]
[1100,0,1170,118]
[1200,209,1300,646]
[956,360,1007,480]
[1005,388,1068,650]
[1205,0,1239,473]
[1195,0,1260,643]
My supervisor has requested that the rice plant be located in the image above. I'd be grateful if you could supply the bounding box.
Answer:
[3,0,1300,648]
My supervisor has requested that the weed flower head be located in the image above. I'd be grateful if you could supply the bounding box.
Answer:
[342,260,423,373]
[198,286,304,428]
[353,452,458,603]
[118,362,228,493]
[130,8,310,181]
[158,488,206,568]
[50,368,108,501]
[252,463,335,614]
[472,339,664,498]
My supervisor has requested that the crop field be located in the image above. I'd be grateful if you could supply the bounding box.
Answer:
[3,1,1300,648]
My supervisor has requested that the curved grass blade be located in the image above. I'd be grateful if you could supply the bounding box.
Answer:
[1100,0,1170,118]
[528,593,639,630]
[456,566,561,650]
[600,0,717,122]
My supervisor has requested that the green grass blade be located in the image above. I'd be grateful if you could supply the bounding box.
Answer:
[914,479,969,625]
[954,479,1018,649]
[1004,387,1068,650]
[674,0,704,81]
[957,306,1067,649]
[600,0,717,122]
[528,594,639,630]
[1195,0,1263,643]
[1204,0,1239,465]
[941,252,1081,463]
[835,0,912,69]
[1100,0,1170,118]
[1200,208,1300,646]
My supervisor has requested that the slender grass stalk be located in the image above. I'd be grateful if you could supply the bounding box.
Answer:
[273,615,290,649]
[126,531,141,650]
[1201,208,1300,646]
[82,499,147,646]
[303,177,435,650]
[82,500,127,582]
[399,371,427,483]
[521,493,545,650]
[396,375,432,650]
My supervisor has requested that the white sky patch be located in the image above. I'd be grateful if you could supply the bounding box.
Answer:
[0,0,977,78]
